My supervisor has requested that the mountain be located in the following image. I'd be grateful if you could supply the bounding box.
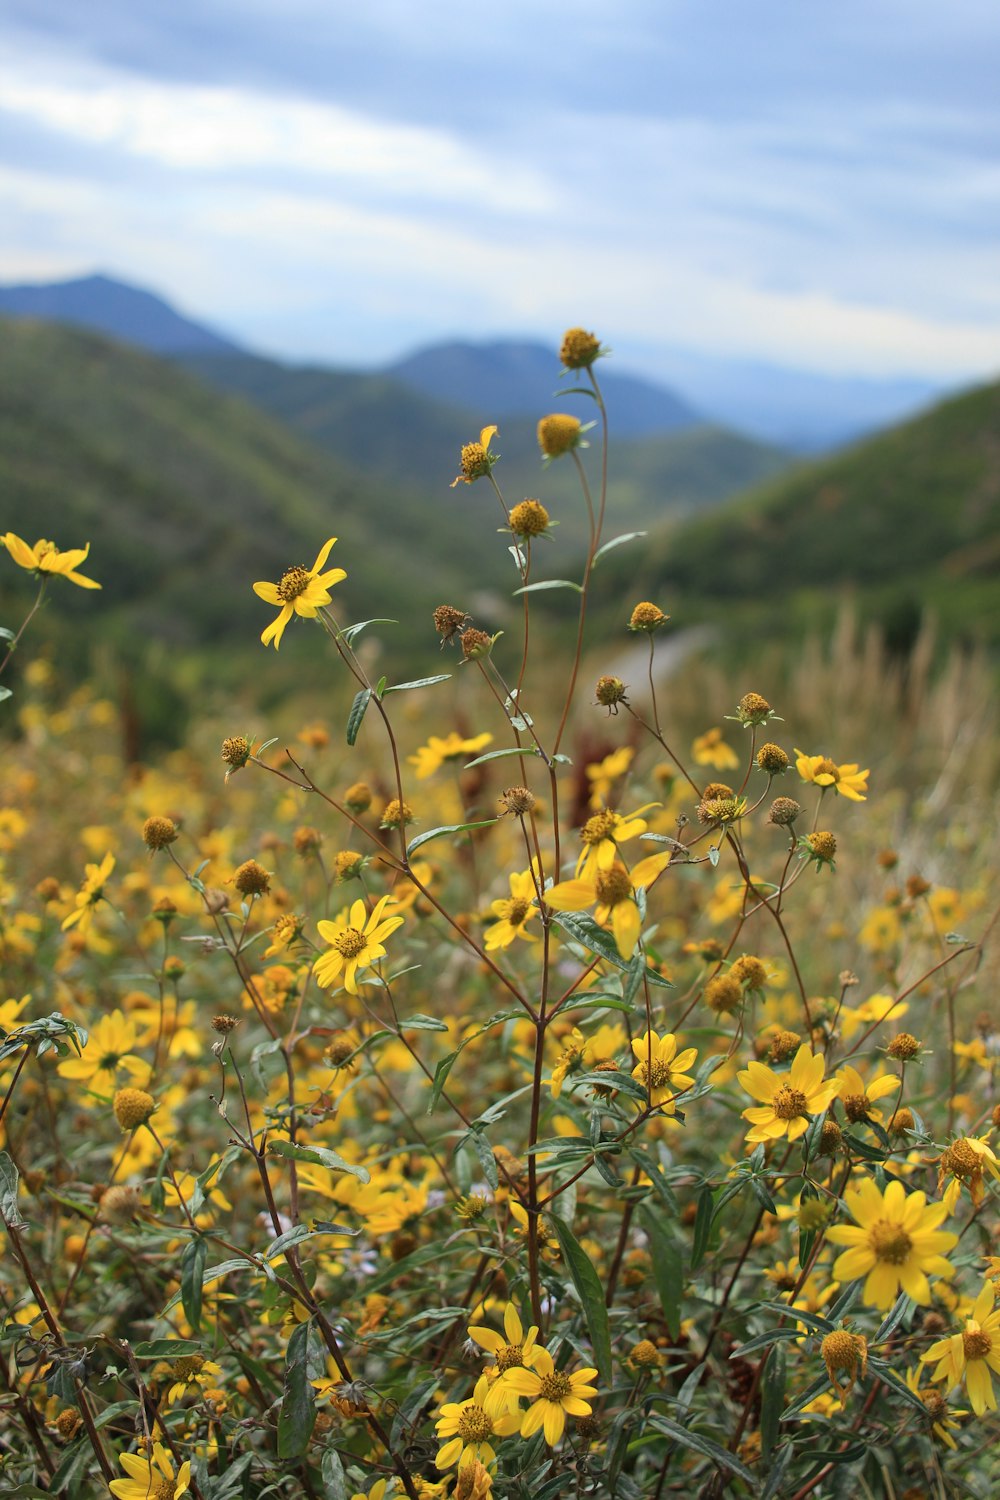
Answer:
[650,346,947,452]
[0,319,503,739]
[595,377,1000,647]
[387,339,702,438]
[180,352,790,545]
[0,273,242,356]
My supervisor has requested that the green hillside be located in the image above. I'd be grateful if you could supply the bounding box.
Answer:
[594,377,1000,648]
[0,320,509,723]
[182,353,790,544]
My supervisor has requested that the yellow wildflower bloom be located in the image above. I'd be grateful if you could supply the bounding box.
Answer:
[834,1064,900,1125]
[585,745,634,808]
[838,992,908,1039]
[904,1366,965,1449]
[484,865,540,951]
[313,895,404,994]
[409,731,493,779]
[827,1178,958,1310]
[545,851,671,960]
[630,1030,697,1113]
[57,1009,149,1100]
[109,1443,190,1499]
[937,1136,1000,1212]
[61,851,115,932]
[451,425,499,486]
[2,532,101,589]
[434,1372,520,1470]
[468,1302,541,1413]
[503,1346,598,1445]
[794,750,869,802]
[575,805,654,883]
[692,727,739,771]
[738,1045,839,1144]
[923,1280,1000,1415]
[252,537,346,649]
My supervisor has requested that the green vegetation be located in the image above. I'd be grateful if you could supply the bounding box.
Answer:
[596,377,1000,648]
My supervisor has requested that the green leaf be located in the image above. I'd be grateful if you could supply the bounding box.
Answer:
[592,531,648,565]
[574,1069,647,1101]
[548,1214,612,1387]
[427,1007,523,1114]
[266,1223,358,1260]
[180,1236,207,1333]
[463,745,540,769]
[0,686,12,704]
[345,688,371,746]
[0,626,15,641]
[0,1151,25,1228]
[512,578,583,595]
[645,1412,755,1484]
[266,1138,370,1183]
[389,1374,438,1450]
[628,1146,679,1216]
[690,1183,715,1271]
[339,617,397,646]
[639,1205,682,1339]
[730,1328,802,1358]
[406,819,497,855]
[548,911,672,986]
[278,1317,317,1458]
[382,674,451,692]
[400,1013,449,1032]
[760,1342,786,1459]
[131,1338,204,1359]
[321,1449,348,1500]
[202,1257,254,1285]
[470,1129,499,1190]
[867,1356,930,1414]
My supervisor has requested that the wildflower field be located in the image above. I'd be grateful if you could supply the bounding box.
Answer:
[1,330,998,1500]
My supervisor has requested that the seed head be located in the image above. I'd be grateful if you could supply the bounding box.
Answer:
[629,1338,661,1367]
[736,691,772,725]
[628,601,668,632]
[757,742,789,774]
[702,782,733,800]
[142,816,178,851]
[221,734,251,772]
[113,1088,156,1131]
[212,1014,240,1034]
[560,326,603,369]
[461,627,494,661]
[906,874,931,899]
[456,437,495,484]
[537,412,583,459]
[730,955,767,990]
[705,974,743,1015]
[805,831,837,866]
[888,1107,915,1136]
[293,825,323,856]
[152,896,178,923]
[344,781,372,813]
[768,1029,802,1063]
[493,1144,526,1182]
[324,1035,356,1068]
[334,849,366,881]
[768,796,801,826]
[54,1409,83,1441]
[697,795,744,825]
[99,1184,141,1224]
[233,859,270,897]
[433,603,471,645]
[380,798,414,829]
[887,1032,922,1061]
[509,498,551,538]
[819,1119,843,1155]
[595,675,628,713]
[499,785,536,817]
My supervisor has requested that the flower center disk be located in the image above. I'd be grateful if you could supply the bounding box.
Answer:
[277,565,310,602]
[457,1405,494,1443]
[869,1219,912,1264]
[334,927,367,959]
[772,1085,808,1121]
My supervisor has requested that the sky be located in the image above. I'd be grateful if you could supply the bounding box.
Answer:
[2,0,999,383]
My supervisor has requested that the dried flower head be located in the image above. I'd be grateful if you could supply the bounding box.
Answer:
[731,955,768,990]
[887,1032,922,1061]
[509,499,551,538]
[233,859,271,897]
[212,1014,240,1034]
[768,796,801,826]
[499,786,536,817]
[757,742,789,775]
[221,735,251,776]
[628,601,668,633]
[705,974,743,1015]
[461,628,496,662]
[769,1029,802,1063]
[560,327,603,369]
[142,816,178,851]
[452,425,499,486]
[736,691,773,725]
[99,1184,141,1224]
[595,675,628,713]
[113,1088,156,1131]
[804,831,837,868]
[293,825,323,856]
[538,413,583,459]
[433,603,471,645]
[344,781,372,812]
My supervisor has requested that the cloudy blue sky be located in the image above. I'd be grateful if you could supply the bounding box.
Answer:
[2,0,998,382]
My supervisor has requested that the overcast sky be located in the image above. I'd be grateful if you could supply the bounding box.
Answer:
[2,0,998,381]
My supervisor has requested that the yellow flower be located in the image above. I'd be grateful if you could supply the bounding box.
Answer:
[314,895,404,995]
[794,750,869,802]
[2,532,101,589]
[545,851,671,960]
[630,1030,697,1113]
[109,1442,190,1499]
[827,1178,958,1310]
[57,1009,148,1100]
[252,538,346,649]
[692,728,739,770]
[838,991,908,1039]
[434,1372,520,1470]
[484,865,540,951]
[738,1045,839,1144]
[575,805,654,883]
[451,426,499,486]
[904,1366,966,1449]
[408,731,493,779]
[467,1302,541,1412]
[61,851,115,932]
[834,1064,900,1125]
[350,1482,390,1500]
[937,1136,1000,1212]
[503,1346,598,1445]
[584,745,634,809]
[922,1280,1000,1415]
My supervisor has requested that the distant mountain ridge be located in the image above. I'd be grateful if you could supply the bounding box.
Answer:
[0,273,243,356]
[387,339,702,438]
